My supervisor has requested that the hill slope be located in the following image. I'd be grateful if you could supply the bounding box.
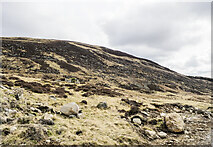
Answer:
[1,37,212,95]
[0,37,212,146]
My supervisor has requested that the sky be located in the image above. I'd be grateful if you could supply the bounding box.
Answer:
[1,0,212,78]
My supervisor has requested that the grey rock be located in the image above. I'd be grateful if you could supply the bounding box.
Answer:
[10,126,17,133]
[39,113,54,125]
[30,107,42,113]
[49,96,56,100]
[0,85,7,89]
[145,129,158,140]
[0,116,7,124]
[60,102,79,116]
[165,113,185,133]
[132,118,142,125]
[97,102,108,109]
[43,113,53,120]
[158,131,167,138]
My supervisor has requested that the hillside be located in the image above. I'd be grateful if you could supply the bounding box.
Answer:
[0,37,212,146]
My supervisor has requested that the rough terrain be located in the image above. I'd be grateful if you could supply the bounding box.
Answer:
[0,37,212,146]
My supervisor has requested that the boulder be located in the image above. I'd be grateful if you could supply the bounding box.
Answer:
[97,102,108,109]
[158,131,167,138]
[165,113,184,133]
[60,102,79,116]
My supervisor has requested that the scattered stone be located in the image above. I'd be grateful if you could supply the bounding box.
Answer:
[5,108,17,115]
[0,116,7,124]
[60,102,79,116]
[81,100,88,105]
[144,129,158,140]
[43,113,53,120]
[76,130,83,135]
[30,107,42,113]
[49,95,56,100]
[141,111,149,117]
[160,113,166,117]
[17,117,30,124]
[158,131,167,138]
[97,102,108,109]
[0,85,7,89]
[13,88,24,100]
[46,140,51,143]
[39,113,54,125]
[10,126,17,133]
[131,116,146,125]
[69,115,77,118]
[165,113,184,133]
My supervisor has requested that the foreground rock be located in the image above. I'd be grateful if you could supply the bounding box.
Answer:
[165,113,184,133]
[60,102,79,116]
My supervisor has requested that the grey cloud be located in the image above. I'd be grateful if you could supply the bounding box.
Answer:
[103,2,210,51]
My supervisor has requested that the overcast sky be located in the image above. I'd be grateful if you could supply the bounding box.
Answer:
[1,0,211,77]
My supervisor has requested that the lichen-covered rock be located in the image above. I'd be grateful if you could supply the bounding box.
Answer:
[165,113,184,133]
[60,102,79,116]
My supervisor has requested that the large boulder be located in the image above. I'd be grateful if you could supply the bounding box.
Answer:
[60,102,79,116]
[165,113,184,133]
